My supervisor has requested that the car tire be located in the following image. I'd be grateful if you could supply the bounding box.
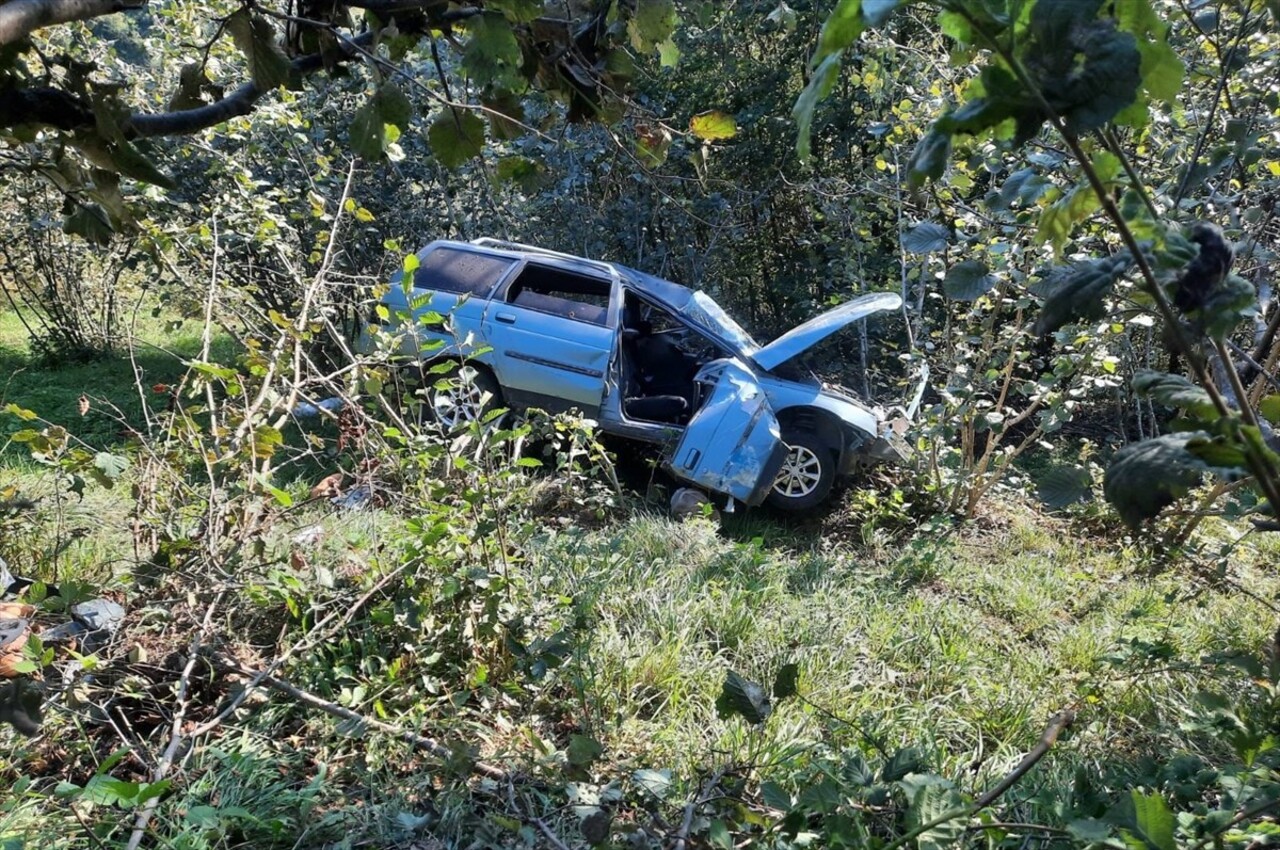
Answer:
[766,430,836,512]
[422,362,503,431]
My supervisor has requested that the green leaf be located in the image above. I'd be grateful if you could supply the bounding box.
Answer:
[690,110,737,141]
[881,745,927,781]
[901,774,968,850]
[428,111,486,169]
[567,734,603,768]
[633,768,673,798]
[107,139,176,189]
[631,0,678,50]
[1103,433,1243,527]
[1037,465,1093,509]
[715,670,771,724]
[1115,1,1185,104]
[374,81,413,131]
[907,127,951,187]
[1031,254,1133,335]
[902,222,950,254]
[489,0,542,23]
[816,0,868,62]
[1028,4,1143,137]
[1132,370,1215,418]
[760,781,792,810]
[1259,394,1280,425]
[1198,274,1256,341]
[1037,184,1101,257]
[226,10,291,92]
[1068,819,1114,843]
[462,14,526,93]
[766,2,798,32]
[63,203,114,246]
[350,102,385,160]
[938,10,971,43]
[495,156,548,191]
[1127,791,1176,850]
[657,36,681,67]
[773,663,799,700]
[93,452,128,487]
[483,91,526,140]
[169,62,208,111]
[942,260,996,301]
[708,820,733,850]
[793,52,843,161]
[82,775,140,807]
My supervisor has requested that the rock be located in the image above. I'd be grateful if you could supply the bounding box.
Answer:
[670,487,720,522]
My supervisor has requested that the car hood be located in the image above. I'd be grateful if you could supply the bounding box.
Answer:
[753,292,903,371]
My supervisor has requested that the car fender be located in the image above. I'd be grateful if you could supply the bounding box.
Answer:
[757,377,879,439]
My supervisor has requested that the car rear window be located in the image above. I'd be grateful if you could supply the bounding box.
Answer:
[506,265,612,326]
[413,247,515,295]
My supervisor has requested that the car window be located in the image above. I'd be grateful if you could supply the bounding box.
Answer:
[413,246,516,295]
[505,264,613,326]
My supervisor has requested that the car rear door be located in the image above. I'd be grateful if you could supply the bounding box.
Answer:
[389,243,518,359]
[665,359,788,506]
[482,262,617,413]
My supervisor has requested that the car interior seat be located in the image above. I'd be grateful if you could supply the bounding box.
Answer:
[621,301,690,423]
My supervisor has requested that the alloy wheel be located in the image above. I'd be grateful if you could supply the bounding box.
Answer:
[430,367,489,430]
[773,443,823,499]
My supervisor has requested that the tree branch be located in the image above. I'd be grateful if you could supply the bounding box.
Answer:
[0,0,144,46]
[341,1,481,19]
[0,84,92,130]
[126,31,373,137]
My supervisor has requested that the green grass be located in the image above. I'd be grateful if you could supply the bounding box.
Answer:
[0,306,237,468]
[2,305,1279,848]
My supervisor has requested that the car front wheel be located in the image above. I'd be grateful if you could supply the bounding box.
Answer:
[766,431,836,512]
[424,363,503,431]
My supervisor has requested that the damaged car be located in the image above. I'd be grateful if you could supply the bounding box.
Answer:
[365,238,924,511]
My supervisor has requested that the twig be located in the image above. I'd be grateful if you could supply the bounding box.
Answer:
[185,561,409,739]
[124,591,225,850]
[672,769,725,850]
[216,657,509,781]
[534,818,573,850]
[974,709,1076,809]
[1186,795,1280,850]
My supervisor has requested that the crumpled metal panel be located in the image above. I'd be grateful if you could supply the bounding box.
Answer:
[667,359,784,504]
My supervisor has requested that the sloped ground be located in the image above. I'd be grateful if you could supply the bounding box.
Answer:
[2,481,1276,848]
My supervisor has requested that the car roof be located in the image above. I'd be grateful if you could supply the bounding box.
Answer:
[443,238,696,310]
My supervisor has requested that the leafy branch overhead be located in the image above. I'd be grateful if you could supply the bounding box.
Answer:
[794,0,1182,166]
[0,0,676,229]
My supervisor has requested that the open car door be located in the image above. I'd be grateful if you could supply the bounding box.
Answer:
[665,359,789,506]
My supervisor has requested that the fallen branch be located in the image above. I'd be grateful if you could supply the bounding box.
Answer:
[534,818,572,850]
[672,769,725,850]
[217,657,510,782]
[124,591,224,850]
[879,709,1077,850]
[974,709,1075,809]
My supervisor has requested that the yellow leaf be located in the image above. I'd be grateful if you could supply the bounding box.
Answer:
[689,110,737,141]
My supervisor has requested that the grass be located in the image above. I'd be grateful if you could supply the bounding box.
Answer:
[2,305,1279,849]
[0,305,238,468]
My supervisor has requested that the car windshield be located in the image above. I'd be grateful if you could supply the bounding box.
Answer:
[681,292,759,355]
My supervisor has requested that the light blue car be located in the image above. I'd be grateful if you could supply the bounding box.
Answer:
[366,238,922,511]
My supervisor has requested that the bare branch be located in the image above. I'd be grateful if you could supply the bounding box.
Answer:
[0,0,144,46]
[127,32,371,137]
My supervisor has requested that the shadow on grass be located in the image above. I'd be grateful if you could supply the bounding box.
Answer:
[0,338,236,470]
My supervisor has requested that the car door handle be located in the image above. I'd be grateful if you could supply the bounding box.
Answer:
[495,312,517,324]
